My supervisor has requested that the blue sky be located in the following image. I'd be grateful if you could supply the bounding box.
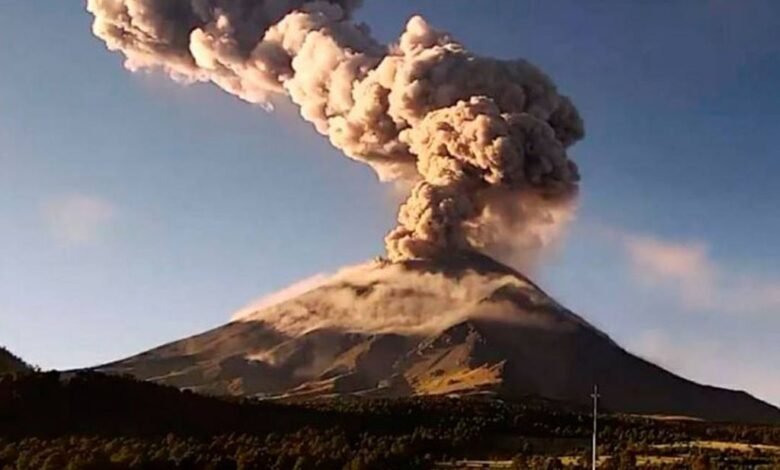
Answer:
[1,1,779,406]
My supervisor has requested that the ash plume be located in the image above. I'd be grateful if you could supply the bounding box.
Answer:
[88,0,584,266]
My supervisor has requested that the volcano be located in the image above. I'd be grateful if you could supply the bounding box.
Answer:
[97,253,780,424]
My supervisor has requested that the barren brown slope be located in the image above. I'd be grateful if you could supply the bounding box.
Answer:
[96,252,780,424]
[411,318,780,424]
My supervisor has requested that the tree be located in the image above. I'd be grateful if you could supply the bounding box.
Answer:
[690,454,712,470]
[511,454,530,469]
[292,456,309,470]
[615,449,636,470]
[42,452,67,470]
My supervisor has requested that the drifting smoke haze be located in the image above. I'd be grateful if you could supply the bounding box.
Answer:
[87,0,584,267]
[232,259,572,336]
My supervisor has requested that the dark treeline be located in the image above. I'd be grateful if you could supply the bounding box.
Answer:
[0,348,28,375]
[1,371,779,469]
[0,372,476,469]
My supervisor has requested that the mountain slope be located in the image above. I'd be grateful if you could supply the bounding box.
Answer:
[97,252,780,424]
[0,347,29,374]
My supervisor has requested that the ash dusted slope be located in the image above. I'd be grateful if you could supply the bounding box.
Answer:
[97,253,780,424]
[0,347,29,374]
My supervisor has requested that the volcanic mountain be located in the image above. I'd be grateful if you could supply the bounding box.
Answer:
[97,253,780,424]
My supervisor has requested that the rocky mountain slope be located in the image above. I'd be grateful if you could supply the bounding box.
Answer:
[97,253,780,424]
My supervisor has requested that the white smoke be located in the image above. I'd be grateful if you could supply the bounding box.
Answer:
[233,272,333,318]
[232,259,567,335]
[87,0,584,267]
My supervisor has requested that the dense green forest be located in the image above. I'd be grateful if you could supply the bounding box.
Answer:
[1,371,779,469]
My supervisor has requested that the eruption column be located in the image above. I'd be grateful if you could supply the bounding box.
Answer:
[88,0,584,267]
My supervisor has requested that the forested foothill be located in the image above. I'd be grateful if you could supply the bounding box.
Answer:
[1,371,779,469]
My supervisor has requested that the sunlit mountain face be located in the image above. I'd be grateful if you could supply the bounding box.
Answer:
[97,252,780,424]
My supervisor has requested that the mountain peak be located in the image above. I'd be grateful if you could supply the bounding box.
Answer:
[230,252,555,338]
[96,255,780,424]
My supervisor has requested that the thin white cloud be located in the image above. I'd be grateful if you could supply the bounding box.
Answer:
[631,329,780,407]
[43,193,116,244]
[619,232,780,315]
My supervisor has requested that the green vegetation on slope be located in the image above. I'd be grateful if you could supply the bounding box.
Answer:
[0,371,779,469]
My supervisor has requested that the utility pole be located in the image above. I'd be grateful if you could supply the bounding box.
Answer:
[591,385,600,470]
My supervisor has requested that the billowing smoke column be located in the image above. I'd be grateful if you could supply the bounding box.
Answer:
[88,0,584,265]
